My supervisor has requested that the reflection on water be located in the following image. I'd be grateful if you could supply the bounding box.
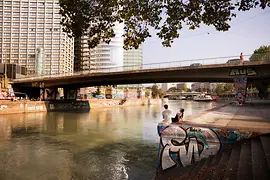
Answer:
[0,100,220,180]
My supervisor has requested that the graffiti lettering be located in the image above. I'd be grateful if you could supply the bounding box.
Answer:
[159,125,220,170]
[0,105,8,111]
[27,106,43,111]
[229,68,257,76]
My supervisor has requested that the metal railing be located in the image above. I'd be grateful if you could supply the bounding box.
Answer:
[14,53,270,81]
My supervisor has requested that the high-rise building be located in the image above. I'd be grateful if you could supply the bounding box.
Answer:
[123,46,143,71]
[0,0,74,75]
[74,22,124,72]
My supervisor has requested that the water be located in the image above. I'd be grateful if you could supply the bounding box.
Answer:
[0,100,221,180]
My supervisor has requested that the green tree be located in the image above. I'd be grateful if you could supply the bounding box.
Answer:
[96,87,101,95]
[183,84,188,92]
[223,83,234,92]
[215,83,224,95]
[250,45,270,61]
[168,87,177,92]
[151,84,159,99]
[157,89,165,98]
[59,0,269,50]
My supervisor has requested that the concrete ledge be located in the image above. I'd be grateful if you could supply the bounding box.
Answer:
[0,100,90,114]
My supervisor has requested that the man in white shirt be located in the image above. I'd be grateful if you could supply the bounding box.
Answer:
[162,104,172,123]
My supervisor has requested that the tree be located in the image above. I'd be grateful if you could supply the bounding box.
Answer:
[250,45,270,61]
[215,83,224,95]
[59,0,269,50]
[96,87,101,95]
[223,83,234,92]
[151,84,159,98]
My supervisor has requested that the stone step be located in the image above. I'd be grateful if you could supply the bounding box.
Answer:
[222,142,241,180]
[205,152,223,180]
[237,140,253,180]
[212,149,232,180]
[260,134,270,172]
[251,137,270,180]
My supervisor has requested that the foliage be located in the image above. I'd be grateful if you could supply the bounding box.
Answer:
[151,84,159,98]
[250,45,270,61]
[151,84,164,98]
[59,0,270,50]
[96,87,101,95]
[145,90,150,97]
[215,83,235,95]
[157,89,166,98]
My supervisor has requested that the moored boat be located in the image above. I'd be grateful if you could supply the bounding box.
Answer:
[193,94,212,102]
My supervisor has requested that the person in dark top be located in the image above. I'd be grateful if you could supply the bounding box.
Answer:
[172,108,185,123]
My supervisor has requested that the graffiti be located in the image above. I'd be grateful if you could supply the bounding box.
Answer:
[27,105,43,111]
[66,89,77,100]
[45,88,57,100]
[159,125,220,170]
[234,76,247,105]
[0,105,8,111]
[229,68,257,76]
[157,124,255,171]
[51,101,89,110]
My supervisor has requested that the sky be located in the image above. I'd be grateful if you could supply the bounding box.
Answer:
[142,7,270,64]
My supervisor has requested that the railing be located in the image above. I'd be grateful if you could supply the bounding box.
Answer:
[14,53,270,81]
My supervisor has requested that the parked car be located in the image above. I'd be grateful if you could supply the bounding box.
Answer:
[190,63,202,66]
[226,59,240,63]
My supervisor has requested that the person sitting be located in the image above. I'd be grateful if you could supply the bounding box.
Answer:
[161,104,172,123]
[173,108,185,122]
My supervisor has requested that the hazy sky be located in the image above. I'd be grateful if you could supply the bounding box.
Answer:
[142,8,270,64]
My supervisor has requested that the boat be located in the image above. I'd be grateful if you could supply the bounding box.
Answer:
[193,94,212,102]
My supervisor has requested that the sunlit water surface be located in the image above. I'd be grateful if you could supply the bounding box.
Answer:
[0,100,222,180]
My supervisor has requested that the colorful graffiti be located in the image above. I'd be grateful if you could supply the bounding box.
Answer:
[157,124,254,171]
[234,76,247,105]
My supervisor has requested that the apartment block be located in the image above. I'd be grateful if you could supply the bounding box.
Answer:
[0,0,74,75]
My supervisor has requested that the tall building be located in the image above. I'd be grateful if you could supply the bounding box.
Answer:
[74,22,124,72]
[0,0,74,75]
[123,46,143,71]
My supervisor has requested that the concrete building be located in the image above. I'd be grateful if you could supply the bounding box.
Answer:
[0,0,74,75]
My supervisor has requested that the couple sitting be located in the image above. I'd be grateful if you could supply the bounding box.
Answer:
[162,104,185,124]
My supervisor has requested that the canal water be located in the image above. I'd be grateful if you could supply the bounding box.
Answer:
[0,100,221,180]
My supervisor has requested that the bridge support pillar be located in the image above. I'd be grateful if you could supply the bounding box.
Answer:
[63,87,78,100]
[43,88,58,100]
[233,76,248,105]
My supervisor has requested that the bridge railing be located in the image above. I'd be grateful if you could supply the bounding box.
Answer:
[14,53,270,81]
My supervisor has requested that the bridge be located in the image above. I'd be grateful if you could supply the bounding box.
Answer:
[11,60,270,99]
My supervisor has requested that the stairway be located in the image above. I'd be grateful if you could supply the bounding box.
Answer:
[156,133,270,180]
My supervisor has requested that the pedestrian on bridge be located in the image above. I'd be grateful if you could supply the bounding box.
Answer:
[240,52,244,64]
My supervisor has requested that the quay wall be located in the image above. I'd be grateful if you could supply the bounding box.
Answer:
[0,100,90,114]
[0,98,161,114]
[88,98,161,109]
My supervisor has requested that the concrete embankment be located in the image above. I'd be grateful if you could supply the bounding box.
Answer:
[183,100,270,134]
[0,99,161,114]
[0,100,90,114]
[88,98,160,109]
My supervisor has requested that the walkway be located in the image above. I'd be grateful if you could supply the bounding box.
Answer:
[183,100,270,134]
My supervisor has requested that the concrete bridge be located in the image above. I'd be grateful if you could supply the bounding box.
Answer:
[11,61,270,99]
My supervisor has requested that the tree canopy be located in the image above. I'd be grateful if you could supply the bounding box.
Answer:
[59,0,270,49]
[250,45,270,61]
